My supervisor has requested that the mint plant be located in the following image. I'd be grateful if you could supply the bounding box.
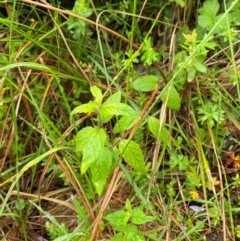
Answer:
[71,86,145,195]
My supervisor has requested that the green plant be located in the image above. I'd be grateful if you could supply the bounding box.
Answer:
[197,99,225,128]
[104,199,155,241]
[46,221,69,240]
[198,0,240,42]
[67,0,93,39]
[1,0,240,240]
[175,28,216,83]
[45,218,85,241]
[140,37,159,66]
[232,174,240,186]
[70,85,144,195]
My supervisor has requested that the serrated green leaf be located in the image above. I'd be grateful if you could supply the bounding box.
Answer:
[104,91,121,105]
[141,37,159,66]
[76,127,107,152]
[113,113,139,134]
[105,211,130,231]
[124,224,145,241]
[100,103,136,123]
[81,148,96,174]
[119,140,145,173]
[71,101,96,117]
[198,0,220,30]
[76,127,107,173]
[125,199,132,213]
[91,147,112,195]
[131,207,155,225]
[160,86,181,110]
[131,75,159,92]
[90,85,102,106]
[147,117,170,145]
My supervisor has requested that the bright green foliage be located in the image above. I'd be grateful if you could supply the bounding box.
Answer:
[90,85,103,106]
[160,85,181,110]
[113,112,139,134]
[193,61,207,73]
[71,86,148,194]
[197,0,240,42]
[232,174,240,186]
[45,221,69,240]
[105,199,155,241]
[124,49,140,67]
[184,157,202,189]
[70,101,96,117]
[119,140,146,173]
[110,233,124,241]
[110,225,145,241]
[90,147,112,195]
[71,86,138,129]
[147,116,170,145]
[131,75,159,92]
[70,85,104,121]
[131,207,155,224]
[198,0,220,31]
[100,103,137,124]
[141,37,159,66]
[75,126,113,195]
[2,0,240,240]
[123,225,145,241]
[237,225,240,238]
[180,29,216,82]
[76,127,107,173]
[75,127,107,155]
[197,100,225,128]
[104,90,121,105]
[168,152,190,171]
[105,210,131,231]
[166,180,176,197]
[67,0,93,39]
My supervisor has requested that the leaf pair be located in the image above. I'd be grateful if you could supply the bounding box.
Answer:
[105,199,155,241]
[71,86,139,133]
[72,86,146,195]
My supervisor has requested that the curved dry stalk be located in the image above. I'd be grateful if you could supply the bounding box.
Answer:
[89,166,122,241]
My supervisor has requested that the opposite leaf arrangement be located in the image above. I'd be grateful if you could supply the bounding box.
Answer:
[70,80,175,195]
